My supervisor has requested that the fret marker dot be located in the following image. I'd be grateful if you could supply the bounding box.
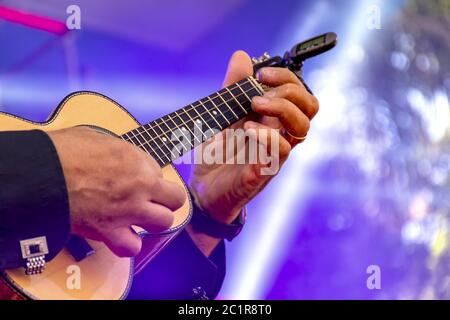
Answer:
[182,127,187,131]
[162,137,167,142]
[196,119,202,124]
[212,110,218,115]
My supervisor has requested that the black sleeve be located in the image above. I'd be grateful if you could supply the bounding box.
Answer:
[127,228,226,300]
[0,130,71,270]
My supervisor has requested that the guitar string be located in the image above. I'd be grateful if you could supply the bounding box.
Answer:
[121,78,255,149]
[143,77,259,137]
[125,85,258,157]
[126,84,260,164]
[130,77,260,136]
[123,81,264,161]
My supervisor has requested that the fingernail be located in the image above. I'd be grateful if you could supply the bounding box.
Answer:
[253,96,269,105]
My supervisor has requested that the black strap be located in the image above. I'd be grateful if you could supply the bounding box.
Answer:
[190,201,246,241]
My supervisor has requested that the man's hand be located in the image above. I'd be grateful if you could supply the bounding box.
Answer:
[190,50,319,225]
[48,127,186,257]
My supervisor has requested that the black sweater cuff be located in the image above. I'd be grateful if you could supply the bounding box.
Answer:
[0,130,70,269]
[127,229,226,300]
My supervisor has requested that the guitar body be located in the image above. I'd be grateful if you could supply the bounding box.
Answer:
[0,92,192,300]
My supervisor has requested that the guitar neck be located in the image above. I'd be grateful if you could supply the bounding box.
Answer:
[121,76,265,167]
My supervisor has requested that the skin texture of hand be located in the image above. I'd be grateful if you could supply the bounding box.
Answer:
[48,127,186,257]
[188,50,319,255]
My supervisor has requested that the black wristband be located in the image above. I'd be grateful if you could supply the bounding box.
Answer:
[190,201,246,241]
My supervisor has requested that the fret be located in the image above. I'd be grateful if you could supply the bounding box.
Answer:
[189,102,216,141]
[175,108,202,146]
[148,120,182,159]
[198,99,223,130]
[220,89,247,118]
[123,132,140,148]
[247,76,265,95]
[182,105,207,142]
[241,77,260,93]
[206,95,229,126]
[175,107,202,147]
[226,86,248,114]
[132,128,156,154]
[234,84,253,107]
[215,89,239,120]
[164,114,193,151]
[155,116,190,157]
[121,77,262,167]
[124,129,165,166]
[129,129,147,148]
[134,127,169,164]
[122,132,132,142]
[235,81,252,102]
[211,92,236,124]
[154,117,185,157]
[144,123,177,161]
[170,111,194,146]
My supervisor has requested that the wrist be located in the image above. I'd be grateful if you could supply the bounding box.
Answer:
[188,189,247,241]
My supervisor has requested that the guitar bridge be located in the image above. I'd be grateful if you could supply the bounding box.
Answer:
[20,236,49,275]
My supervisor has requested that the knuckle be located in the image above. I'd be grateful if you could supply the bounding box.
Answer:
[284,83,299,97]
[303,119,311,133]
[310,96,320,115]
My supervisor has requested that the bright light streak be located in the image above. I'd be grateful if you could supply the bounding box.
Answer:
[226,0,401,300]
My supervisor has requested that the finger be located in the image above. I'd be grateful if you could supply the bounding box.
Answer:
[150,178,186,211]
[103,227,142,257]
[259,116,283,130]
[252,96,310,139]
[265,83,320,119]
[256,67,302,87]
[223,50,253,87]
[244,121,292,159]
[131,202,175,233]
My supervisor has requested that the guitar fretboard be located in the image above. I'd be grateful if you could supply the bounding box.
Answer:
[121,76,264,167]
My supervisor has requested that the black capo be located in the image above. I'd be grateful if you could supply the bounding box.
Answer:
[253,32,338,95]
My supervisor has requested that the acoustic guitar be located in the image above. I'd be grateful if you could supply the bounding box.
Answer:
[0,33,337,300]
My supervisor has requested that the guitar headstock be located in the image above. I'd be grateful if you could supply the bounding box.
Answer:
[251,52,271,65]
[252,32,337,94]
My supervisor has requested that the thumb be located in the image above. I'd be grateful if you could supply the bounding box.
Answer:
[103,227,142,257]
[222,50,254,88]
